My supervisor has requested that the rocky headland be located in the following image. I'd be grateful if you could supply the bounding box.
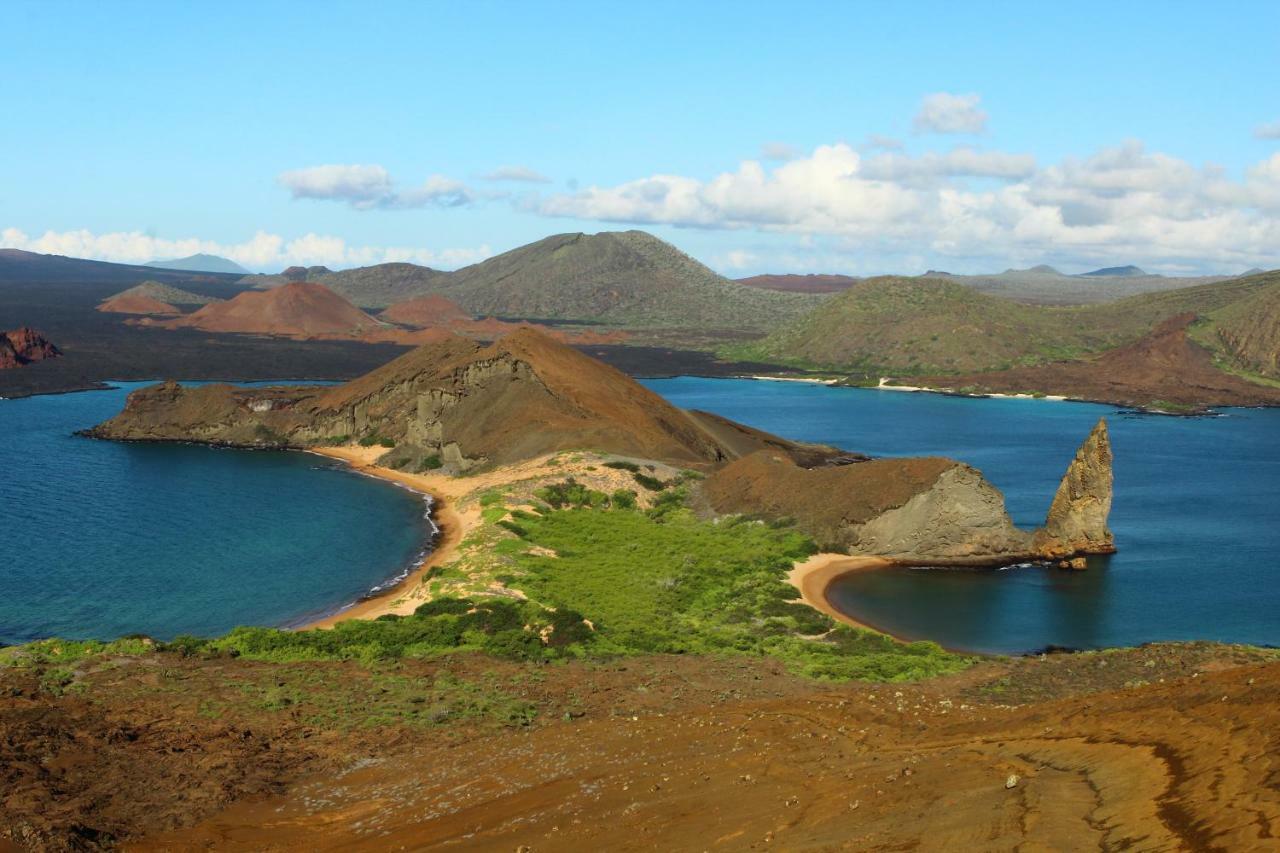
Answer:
[89,327,1115,570]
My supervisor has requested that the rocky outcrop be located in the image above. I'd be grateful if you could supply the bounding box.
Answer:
[1033,418,1115,558]
[704,452,1032,565]
[0,328,61,369]
[705,418,1116,567]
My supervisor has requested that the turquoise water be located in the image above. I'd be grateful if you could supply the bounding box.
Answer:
[643,378,1280,654]
[0,382,431,644]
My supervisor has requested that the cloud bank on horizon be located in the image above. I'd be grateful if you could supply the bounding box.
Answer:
[0,227,492,272]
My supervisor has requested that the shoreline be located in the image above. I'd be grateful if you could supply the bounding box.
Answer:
[787,553,899,636]
[298,447,473,629]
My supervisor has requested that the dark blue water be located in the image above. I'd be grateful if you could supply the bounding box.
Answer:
[0,382,430,644]
[643,377,1280,654]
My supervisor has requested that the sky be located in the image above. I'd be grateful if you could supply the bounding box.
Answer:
[2,0,1279,276]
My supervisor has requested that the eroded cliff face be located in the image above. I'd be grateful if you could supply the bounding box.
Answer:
[1034,418,1115,558]
[704,418,1115,567]
[703,452,1032,565]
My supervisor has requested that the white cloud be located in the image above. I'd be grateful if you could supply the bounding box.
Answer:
[0,227,491,272]
[278,164,477,209]
[760,142,800,162]
[1255,120,1280,140]
[913,92,988,134]
[481,165,551,183]
[528,140,1280,271]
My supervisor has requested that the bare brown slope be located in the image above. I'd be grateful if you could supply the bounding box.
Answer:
[5,646,1278,852]
[88,327,808,470]
[96,294,180,315]
[161,282,381,338]
[378,294,470,327]
[925,313,1280,410]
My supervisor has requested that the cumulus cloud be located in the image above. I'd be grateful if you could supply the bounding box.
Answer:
[1255,120,1280,140]
[0,227,491,272]
[760,142,800,162]
[278,164,477,209]
[528,140,1280,270]
[913,92,988,134]
[480,165,551,183]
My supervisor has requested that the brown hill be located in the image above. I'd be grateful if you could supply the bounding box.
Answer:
[160,282,381,338]
[736,273,860,294]
[0,327,61,369]
[88,327,793,470]
[379,294,471,328]
[97,293,180,315]
[925,313,1280,411]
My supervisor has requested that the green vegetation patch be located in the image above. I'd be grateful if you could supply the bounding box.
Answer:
[499,496,969,681]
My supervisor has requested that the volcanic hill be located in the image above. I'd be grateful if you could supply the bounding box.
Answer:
[735,270,1280,408]
[156,281,381,338]
[242,231,826,328]
[379,294,471,328]
[98,281,222,316]
[145,253,249,275]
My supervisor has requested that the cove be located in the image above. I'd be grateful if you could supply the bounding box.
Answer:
[643,377,1280,654]
[0,382,430,645]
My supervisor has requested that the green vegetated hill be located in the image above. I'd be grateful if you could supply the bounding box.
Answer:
[730,270,1280,376]
[1199,278,1280,380]
[111,280,222,305]
[246,231,826,330]
[440,231,823,329]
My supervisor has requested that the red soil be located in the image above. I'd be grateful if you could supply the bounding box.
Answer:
[0,327,61,369]
[157,282,380,338]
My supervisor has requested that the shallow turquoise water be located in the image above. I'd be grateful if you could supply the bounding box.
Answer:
[643,377,1280,654]
[0,382,430,644]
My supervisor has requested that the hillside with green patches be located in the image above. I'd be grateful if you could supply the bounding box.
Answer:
[87,484,967,684]
[245,231,826,329]
[1199,277,1280,380]
[110,280,223,305]
[730,271,1280,376]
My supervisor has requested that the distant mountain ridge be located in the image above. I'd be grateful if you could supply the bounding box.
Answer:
[242,231,827,329]
[146,254,249,275]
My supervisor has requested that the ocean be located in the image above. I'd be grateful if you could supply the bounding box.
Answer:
[643,377,1280,654]
[0,382,431,644]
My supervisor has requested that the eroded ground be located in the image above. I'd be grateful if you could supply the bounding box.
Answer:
[2,644,1278,851]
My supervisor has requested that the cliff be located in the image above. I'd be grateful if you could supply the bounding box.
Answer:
[705,417,1115,566]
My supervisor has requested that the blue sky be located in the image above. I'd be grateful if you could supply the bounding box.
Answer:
[3,0,1279,274]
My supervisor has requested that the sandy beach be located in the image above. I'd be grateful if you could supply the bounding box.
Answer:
[300,446,479,628]
[787,552,896,633]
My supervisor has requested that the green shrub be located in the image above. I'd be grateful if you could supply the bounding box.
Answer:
[603,460,640,472]
[632,472,667,491]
